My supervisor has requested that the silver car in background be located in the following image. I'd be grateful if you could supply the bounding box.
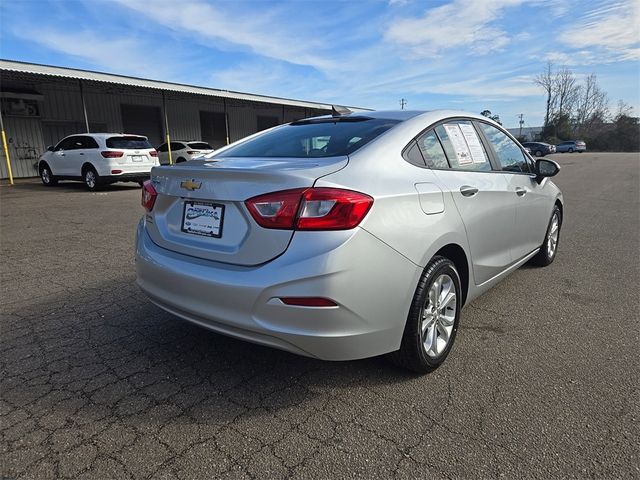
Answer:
[135,110,563,372]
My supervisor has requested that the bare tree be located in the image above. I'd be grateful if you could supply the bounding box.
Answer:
[554,68,580,118]
[534,61,556,128]
[575,74,609,136]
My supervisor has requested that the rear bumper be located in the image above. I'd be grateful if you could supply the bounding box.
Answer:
[103,173,150,183]
[135,219,421,360]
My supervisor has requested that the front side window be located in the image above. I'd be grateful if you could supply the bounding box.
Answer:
[215,117,400,158]
[478,123,529,173]
[434,122,491,171]
[55,137,79,151]
[170,142,185,151]
[416,130,449,169]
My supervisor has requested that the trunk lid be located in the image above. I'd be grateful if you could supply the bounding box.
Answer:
[145,156,348,265]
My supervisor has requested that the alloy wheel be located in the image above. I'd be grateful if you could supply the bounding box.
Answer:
[41,167,50,184]
[85,170,96,189]
[547,213,560,258]
[421,274,457,358]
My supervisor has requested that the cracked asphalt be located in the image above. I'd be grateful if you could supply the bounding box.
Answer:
[1,152,638,479]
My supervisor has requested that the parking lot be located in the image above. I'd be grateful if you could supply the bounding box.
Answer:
[1,152,638,479]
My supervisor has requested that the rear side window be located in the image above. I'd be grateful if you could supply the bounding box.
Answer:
[435,122,491,171]
[187,142,213,149]
[157,143,168,152]
[416,130,449,169]
[215,117,400,158]
[478,123,529,173]
[106,136,152,149]
[403,141,425,167]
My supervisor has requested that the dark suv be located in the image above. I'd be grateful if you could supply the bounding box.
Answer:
[522,142,556,157]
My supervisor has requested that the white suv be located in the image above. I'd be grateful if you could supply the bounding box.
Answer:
[38,134,159,190]
[156,141,214,165]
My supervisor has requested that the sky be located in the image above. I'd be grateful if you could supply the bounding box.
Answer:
[1,0,639,128]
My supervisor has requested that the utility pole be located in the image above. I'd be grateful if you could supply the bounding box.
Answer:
[518,113,524,138]
[399,98,407,110]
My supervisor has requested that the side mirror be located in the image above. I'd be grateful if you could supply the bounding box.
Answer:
[535,158,560,183]
[47,145,54,152]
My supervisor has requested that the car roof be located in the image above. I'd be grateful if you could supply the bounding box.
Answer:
[64,133,149,139]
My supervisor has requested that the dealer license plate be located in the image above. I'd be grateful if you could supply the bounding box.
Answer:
[181,201,224,238]
[131,155,144,162]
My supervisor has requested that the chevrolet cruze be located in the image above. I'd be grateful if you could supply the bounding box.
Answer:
[135,110,563,372]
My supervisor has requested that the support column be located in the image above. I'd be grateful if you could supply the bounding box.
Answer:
[162,91,172,165]
[0,109,14,185]
[79,80,90,133]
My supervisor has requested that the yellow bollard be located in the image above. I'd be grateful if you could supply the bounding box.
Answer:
[1,129,14,185]
[166,134,173,165]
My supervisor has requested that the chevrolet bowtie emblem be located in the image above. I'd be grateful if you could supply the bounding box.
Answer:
[181,179,202,191]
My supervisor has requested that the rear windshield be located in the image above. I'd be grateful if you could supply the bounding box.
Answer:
[187,142,213,149]
[215,117,400,158]
[106,136,152,149]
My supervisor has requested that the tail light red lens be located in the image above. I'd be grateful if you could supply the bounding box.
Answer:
[101,150,124,158]
[149,150,158,157]
[141,180,157,212]
[245,188,373,230]
[280,297,338,307]
[186,150,197,155]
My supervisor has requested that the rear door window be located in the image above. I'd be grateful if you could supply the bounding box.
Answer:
[434,122,491,171]
[215,117,400,158]
[170,142,185,151]
[157,143,168,152]
[416,130,449,169]
[106,136,152,149]
[478,123,530,173]
[78,136,99,149]
[187,142,213,150]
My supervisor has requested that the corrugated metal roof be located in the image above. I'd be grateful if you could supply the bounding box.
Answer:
[0,59,369,111]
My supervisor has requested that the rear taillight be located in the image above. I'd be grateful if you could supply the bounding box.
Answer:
[141,180,157,212]
[149,150,158,157]
[186,150,198,155]
[245,187,373,231]
[101,150,124,158]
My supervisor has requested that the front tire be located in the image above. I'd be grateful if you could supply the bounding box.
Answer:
[530,205,562,267]
[83,166,100,191]
[568,148,574,153]
[390,256,462,373]
[535,150,543,157]
[39,162,58,186]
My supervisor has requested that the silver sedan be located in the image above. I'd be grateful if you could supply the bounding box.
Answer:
[135,110,563,372]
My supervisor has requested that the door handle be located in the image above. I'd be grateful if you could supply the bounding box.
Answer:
[515,187,526,197]
[459,185,478,197]
[79,152,84,155]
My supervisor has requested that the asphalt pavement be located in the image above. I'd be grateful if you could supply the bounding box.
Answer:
[1,152,638,479]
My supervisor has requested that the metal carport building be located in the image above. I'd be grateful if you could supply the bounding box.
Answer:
[0,60,364,179]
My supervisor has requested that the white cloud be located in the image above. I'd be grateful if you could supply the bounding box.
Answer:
[114,0,336,71]
[558,0,640,60]
[385,0,523,57]
[12,29,165,77]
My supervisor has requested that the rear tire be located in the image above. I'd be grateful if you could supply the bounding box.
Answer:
[568,148,574,153]
[39,162,58,186]
[176,157,186,164]
[389,256,462,373]
[530,205,562,267]
[83,166,101,191]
